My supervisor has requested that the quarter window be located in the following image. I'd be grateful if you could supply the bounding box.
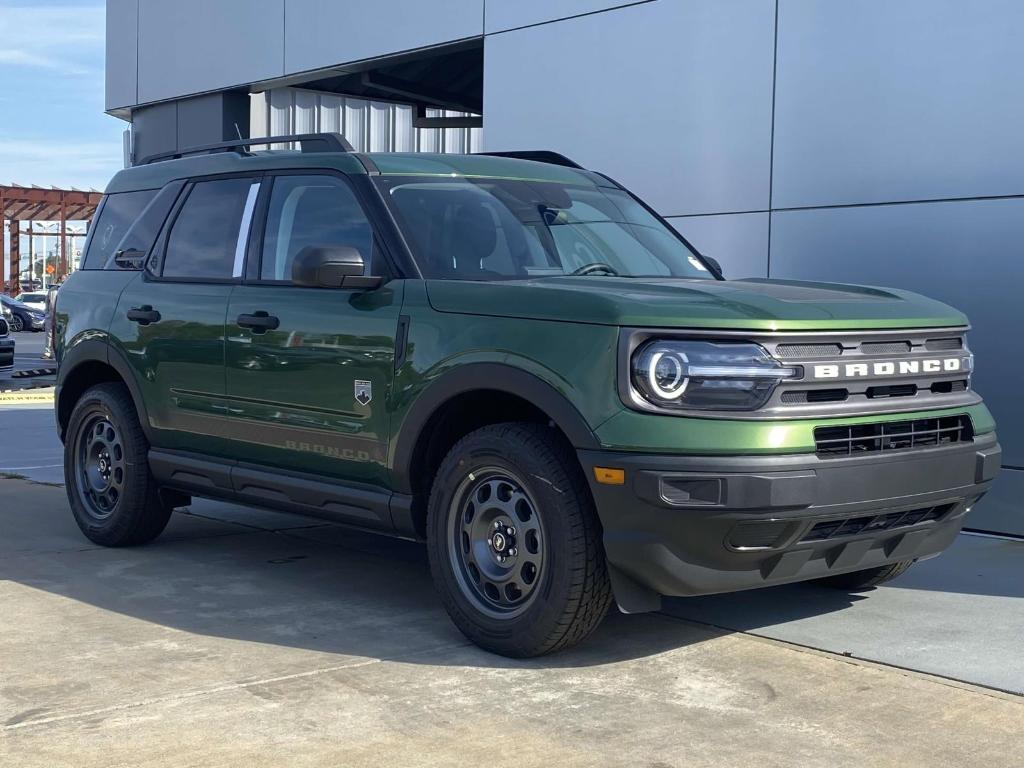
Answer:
[260,175,373,282]
[81,189,157,270]
[162,178,258,280]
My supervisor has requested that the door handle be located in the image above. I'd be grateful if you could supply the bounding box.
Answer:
[236,311,280,334]
[127,306,161,325]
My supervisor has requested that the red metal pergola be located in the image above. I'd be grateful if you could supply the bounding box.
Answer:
[2,185,103,294]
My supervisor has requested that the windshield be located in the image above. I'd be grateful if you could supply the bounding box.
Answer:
[378,176,716,281]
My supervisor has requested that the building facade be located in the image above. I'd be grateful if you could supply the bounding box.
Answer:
[106,0,1024,535]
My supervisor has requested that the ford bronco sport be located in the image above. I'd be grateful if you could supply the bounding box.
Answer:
[54,133,1000,657]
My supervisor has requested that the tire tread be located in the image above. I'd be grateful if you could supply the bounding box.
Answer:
[427,422,613,657]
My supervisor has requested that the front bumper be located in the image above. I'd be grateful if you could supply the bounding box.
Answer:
[579,432,1000,612]
[0,338,14,371]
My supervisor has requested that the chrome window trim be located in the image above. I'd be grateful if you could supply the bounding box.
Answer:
[233,181,262,279]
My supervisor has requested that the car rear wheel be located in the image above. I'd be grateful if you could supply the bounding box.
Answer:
[427,422,613,657]
[9,314,23,332]
[65,382,172,546]
[816,559,915,591]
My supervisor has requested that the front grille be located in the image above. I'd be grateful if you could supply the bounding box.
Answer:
[775,343,843,359]
[860,340,912,355]
[799,504,953,543]
[782,388,849,404]
[814,415,972,457]
[0,317,8,336]
[926,337,963,351]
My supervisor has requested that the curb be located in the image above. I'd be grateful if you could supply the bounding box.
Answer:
[0,388,55,404]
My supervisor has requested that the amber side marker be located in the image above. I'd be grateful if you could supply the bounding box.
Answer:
[593,467,625,485]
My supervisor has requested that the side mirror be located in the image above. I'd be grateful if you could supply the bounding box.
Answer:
[291,245,382,289]
[702,255,724,279]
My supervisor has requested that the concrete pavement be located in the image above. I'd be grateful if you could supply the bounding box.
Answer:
[0,407,62,484]
[1,478,1022,767]
[665,532,1024,695]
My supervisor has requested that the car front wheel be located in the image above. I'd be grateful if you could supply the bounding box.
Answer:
[427,422,613,657]
[9,314,23,332]
[65,382,172,546]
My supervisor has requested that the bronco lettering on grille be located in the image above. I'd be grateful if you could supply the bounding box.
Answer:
[812,358,964,380]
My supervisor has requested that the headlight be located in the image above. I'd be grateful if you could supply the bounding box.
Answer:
[631,340,797,411]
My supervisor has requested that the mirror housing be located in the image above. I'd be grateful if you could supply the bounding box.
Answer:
[291,245,382,289]
[702,255,724,279]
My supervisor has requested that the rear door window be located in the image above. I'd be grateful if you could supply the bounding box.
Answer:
[161,177,259,280]
[81,189,157,270]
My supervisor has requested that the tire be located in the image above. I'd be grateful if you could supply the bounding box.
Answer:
[64,382,172,546]
[426,422,613,658]
[816,560,915,591]
[10,314,23,332]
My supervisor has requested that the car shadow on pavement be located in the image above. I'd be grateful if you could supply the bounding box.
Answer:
[0,480,875,671]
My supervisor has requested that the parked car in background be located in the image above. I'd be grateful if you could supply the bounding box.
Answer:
[16,292,48,312]
[0,308,14,373]
[0,295,46,332]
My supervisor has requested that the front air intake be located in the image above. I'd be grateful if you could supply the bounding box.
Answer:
[814,415,972,457]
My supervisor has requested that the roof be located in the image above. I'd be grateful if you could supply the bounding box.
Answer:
[105,150,598,194]
[366,153,597,185]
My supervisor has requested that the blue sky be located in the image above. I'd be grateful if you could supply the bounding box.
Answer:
[0,0,124,190]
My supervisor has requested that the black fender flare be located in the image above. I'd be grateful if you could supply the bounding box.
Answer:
[390,362,600,495]
[56,337,152,443]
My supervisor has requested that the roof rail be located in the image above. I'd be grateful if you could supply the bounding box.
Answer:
[138,133,354,165]
[476,151,584,169]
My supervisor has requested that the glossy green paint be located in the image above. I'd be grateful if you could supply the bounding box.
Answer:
[61,151,996,510]
[388,281,622,458]
[424,276,967,331]
[105,151,590,195]
[595,402,995,455]
[224,282,403,486]
[105,151,368,194]
[369,152,597,185]
[108,276,237,456]
[54,270,138,363]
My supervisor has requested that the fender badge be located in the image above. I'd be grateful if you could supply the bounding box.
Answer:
[354,380,372,406]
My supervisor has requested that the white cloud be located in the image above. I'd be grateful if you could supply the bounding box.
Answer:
[0,48,91,76]
[0,4,104,76]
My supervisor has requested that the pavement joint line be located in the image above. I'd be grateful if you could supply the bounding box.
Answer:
[2,640,472,731]
[657,612,1024,702]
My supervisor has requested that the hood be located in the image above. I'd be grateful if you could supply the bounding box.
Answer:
[425,277,968,331]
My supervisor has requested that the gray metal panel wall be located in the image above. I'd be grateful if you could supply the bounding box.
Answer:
[137,0,285,104]
[770,199,1024,468]
[773,0,1024,208]
[669,214,769,280]
[481,0,1020,534]
[482,0,775,217]
[284,0,484,74]
[105,0,138,110]
[484,0,652,33]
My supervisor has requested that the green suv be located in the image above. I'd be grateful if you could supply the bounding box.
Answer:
[55,134,1000,657]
